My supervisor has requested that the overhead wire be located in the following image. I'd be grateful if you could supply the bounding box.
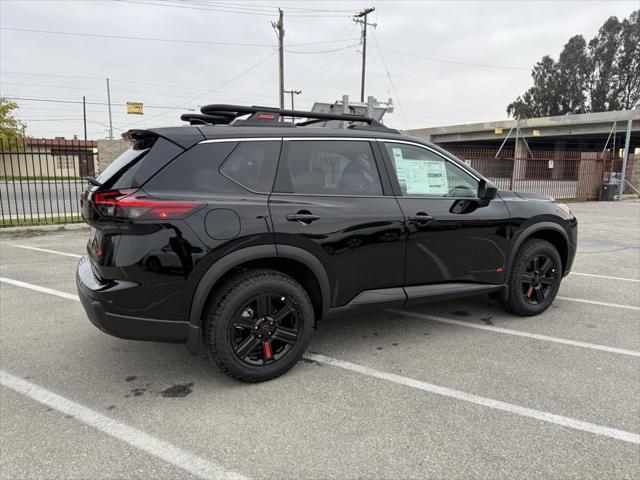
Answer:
[0,26,359,49]
[370,31,410,130]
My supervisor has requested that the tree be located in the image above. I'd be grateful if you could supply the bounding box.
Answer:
[507,10,639,117]
[0,97,26,145]
[616,10,640,110]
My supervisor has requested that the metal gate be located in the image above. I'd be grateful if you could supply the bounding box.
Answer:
[445,146,635,201]
[0,137,96,227]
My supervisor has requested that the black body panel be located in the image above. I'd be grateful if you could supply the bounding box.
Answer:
[76,124,578,352]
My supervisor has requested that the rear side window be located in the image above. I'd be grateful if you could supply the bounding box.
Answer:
[274,140,383,196]
[220,140,281,193]
[144,142,238,196]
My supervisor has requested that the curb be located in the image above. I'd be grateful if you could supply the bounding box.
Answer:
[0,223,90,237]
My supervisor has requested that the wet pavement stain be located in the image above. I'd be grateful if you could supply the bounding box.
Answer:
[392,342,399,346]
[130,388,146,397]
[107,405,116,410]
[481,316,494,325]
[161,383,194,398]
[125,375,137,382]
[451,310,471,317]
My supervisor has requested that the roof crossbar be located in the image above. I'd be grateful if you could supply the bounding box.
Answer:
[180,104,396,132]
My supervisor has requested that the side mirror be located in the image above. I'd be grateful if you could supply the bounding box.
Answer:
[478,179,498,201]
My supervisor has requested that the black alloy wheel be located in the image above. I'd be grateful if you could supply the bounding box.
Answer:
[521,254,558,305]
[500,238,563,316]
[203,269,314,382]
[230,293,301,366]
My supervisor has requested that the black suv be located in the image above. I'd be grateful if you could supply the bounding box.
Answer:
[77,105,577,382]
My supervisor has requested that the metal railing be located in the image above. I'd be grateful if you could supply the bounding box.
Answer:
[0,137,96,227]
[446,146,637,201]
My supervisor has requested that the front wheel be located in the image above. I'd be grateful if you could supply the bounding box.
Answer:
[500,239,563,316]
[203,269,314,382]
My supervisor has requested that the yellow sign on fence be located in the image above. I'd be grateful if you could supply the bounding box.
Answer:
[127,102,144,115]
[494,127,503,135]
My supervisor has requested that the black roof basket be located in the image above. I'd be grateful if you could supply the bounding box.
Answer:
[180,104,397,133]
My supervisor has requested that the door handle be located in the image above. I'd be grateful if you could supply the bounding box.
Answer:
[286,213,320,224]
[408,213,434,223]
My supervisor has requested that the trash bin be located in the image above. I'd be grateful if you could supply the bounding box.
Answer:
[601,183,618,201]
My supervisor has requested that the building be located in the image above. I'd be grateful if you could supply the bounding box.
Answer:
[1,137,97,178]
[406,110,640,200]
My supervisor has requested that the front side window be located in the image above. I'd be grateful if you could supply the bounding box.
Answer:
[384,143,478,198]
[275,140,383,195]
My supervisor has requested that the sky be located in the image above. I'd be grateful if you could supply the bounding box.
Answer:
[0,0,637,139]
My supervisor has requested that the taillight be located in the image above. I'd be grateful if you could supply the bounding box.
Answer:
[92,189,200,220]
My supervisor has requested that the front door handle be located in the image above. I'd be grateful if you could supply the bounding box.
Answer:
[286,212,320,224]
[408,213,434,223]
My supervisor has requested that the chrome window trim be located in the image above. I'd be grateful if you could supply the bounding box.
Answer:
[199,137,282,144]
[282,137,375,142]
[377,138,481,182]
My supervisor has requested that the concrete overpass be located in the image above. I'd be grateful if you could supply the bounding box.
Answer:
[406,110,639,151]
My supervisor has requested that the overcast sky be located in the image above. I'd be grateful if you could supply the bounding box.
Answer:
[0,0,637,139]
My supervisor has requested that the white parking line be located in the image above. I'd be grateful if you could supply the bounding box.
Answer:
[388,310,640,358]
[306,353,640,445]
[3,244,82,258]
[3,276,639,446]
[1,277,80,301]
[0,371,249,480]
[557,296,640,311]
[571,272,640,283]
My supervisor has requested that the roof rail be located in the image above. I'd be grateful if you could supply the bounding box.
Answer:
[181,104,398,133]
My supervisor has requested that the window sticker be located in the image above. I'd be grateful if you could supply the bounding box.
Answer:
[392,148,448,195]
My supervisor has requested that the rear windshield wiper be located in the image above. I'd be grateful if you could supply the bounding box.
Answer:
[86,176,103,187]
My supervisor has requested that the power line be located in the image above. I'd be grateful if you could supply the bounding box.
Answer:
[123,49,278,128]
[4,96,193,110]
[1,72,280,99]
[370,31,410,130]
[114,0,352,17]
[373,46,530,71]
[284,44,359,55]
[0,26,359,48]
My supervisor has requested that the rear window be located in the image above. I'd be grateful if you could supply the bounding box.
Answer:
[96,148,148,185]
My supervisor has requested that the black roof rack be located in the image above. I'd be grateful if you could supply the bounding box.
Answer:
[180,104,398,133]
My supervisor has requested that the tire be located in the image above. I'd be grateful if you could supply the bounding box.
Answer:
[203,269,314,382]
[500,239,563,316]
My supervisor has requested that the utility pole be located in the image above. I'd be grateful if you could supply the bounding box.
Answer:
[82,95,87,141]
[106,78,113,139]
[284,89,301,121]
[354,7,376,103]
[272,9,285,116]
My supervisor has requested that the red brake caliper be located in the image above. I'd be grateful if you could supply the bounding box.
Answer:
[527,286,534,299]
[263,341,273,361]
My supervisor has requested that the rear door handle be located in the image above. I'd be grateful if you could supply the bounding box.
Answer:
[408,214,434,222]
[286,213,320,224]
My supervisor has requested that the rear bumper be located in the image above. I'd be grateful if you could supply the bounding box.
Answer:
[76,256,188,343]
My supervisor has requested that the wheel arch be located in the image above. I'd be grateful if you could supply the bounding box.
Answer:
[186,245,330,354]
[507,222,569,276]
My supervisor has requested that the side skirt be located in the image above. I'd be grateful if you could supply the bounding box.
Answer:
[325,283,504,319]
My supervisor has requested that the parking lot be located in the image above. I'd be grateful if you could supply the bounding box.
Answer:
[1,200,638,479]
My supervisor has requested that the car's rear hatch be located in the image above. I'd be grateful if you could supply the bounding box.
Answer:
[81,130,193,279]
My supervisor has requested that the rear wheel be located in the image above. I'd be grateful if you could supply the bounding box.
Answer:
[203,269,314,382]
[501,239,562,316]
